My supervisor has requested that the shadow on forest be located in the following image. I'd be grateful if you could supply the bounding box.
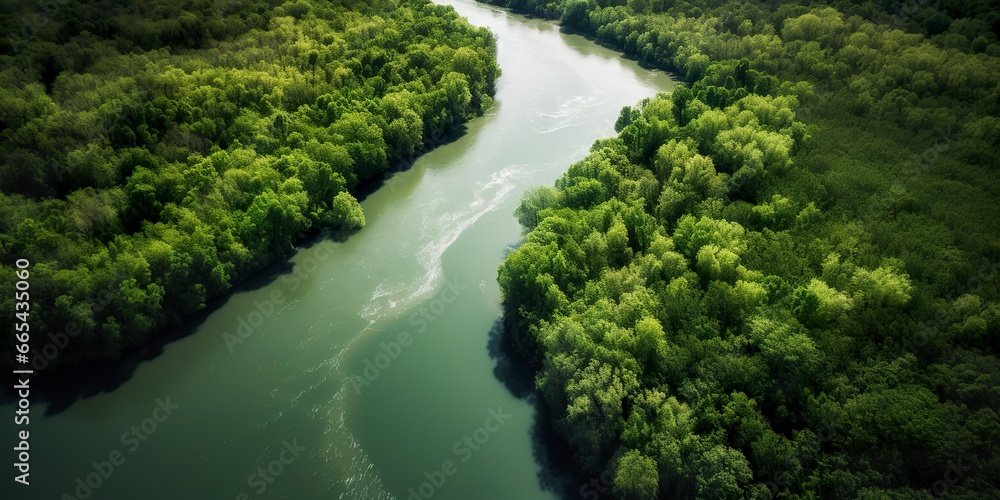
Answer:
[487,317,600,500]
[0,230,353,416]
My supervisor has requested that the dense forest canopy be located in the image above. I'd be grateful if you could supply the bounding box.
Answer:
[0,0,500,367]
[493,0,1000,497]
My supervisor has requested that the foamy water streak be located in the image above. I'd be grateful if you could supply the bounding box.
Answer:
[529,94,606,134]
[359,165,528,322]
[414,165,526,296]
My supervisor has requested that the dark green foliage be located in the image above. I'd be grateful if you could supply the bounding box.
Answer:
[0,0,499,366]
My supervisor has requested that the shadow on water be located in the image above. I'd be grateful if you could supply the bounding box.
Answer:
[354,124,469,203]
[487,316,599,500]
[0,229,356,416]
[556,25,683,80]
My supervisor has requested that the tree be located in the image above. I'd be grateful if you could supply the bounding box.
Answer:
[561,0,594,32]
[792,278,852,326]
[563,359,640,469]
[328,191,365,230]
[613,450,659,499]
[696,244,741,284]
[694,445,753,500]
[244,182,309,255]
[850,266,912,308]
[672,215,745,258]
[439,71,473,125]
[514,185,561,231]
[330,112,389,183]
[382,91,424,158]
[606,218,633,267]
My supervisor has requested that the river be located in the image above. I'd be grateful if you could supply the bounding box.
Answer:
[2,1,674,498]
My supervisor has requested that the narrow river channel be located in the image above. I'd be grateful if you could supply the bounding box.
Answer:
[3,1,674,498]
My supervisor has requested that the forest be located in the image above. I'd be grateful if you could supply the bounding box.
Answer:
[1,0,999,496]
[0,0,500,366]
[493,0,1000,497]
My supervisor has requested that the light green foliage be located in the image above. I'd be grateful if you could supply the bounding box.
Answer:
[606,218,633,267]
[612,450,659,499]
[244,181,310,254]
[653,139,696,179]
[672,215,746,258]
[622,390,697,475]
[696,244,741,284]
[732,94,797,132]
[850,266,913,308]
[796,278,854,325]
[633,316,667,374]
[749,194,797,230]
[328,191,366,230]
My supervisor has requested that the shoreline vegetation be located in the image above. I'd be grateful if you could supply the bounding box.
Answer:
[0,0,500,370]
[490,0,1000,497]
